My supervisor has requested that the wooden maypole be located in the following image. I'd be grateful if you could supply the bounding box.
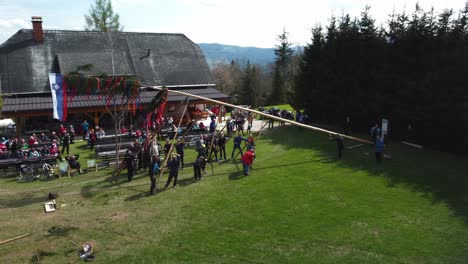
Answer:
[142,85,373,145]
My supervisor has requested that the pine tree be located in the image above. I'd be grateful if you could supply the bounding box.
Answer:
[84,0,123,31]
[270,29,293,104]
[240,61,256,106]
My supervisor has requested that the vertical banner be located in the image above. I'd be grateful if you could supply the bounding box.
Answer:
[381,118,389,140]
[49,73,68,121]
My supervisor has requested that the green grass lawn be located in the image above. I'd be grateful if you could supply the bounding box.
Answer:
[1,127,468,263]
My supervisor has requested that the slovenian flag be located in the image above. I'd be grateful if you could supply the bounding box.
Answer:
[49,73,68,121]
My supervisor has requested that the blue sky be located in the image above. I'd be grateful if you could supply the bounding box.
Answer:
[1,0,467,48]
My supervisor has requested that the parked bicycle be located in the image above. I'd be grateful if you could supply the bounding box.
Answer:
[17,158,55,183]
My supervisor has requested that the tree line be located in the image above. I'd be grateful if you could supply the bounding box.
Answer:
[293,3,468,154]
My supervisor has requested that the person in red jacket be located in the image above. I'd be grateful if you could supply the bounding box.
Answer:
[241,149,255,176]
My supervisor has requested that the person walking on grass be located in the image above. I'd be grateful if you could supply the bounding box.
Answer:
[231,133,246,160]
[241,149,255,176]
[164,154,180,188]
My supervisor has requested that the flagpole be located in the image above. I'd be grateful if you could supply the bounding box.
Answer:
[142,85,373,145]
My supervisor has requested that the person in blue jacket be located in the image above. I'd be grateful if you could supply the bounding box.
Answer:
[230,132,246,160]
[375,136,385,164]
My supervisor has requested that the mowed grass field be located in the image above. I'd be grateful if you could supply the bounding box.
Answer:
[1,126,468,263]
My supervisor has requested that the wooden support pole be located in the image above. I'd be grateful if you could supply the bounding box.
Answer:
[156,98,190,186]
[0,233,31,245]
[143,85,373,145]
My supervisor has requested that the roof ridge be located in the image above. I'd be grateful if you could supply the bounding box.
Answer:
[19,29,186,36]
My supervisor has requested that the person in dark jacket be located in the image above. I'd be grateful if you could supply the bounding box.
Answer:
[164,154,180,188]
[209,118,216,133]
[335,134,344,159]
[231,133,246,159]
[125,145,138,182]
[371,124,381,144]
[66,154,81,174]
[61,133,70,155]
[193,156,207,181]
[217,134,227,160]
[175,138,185,169]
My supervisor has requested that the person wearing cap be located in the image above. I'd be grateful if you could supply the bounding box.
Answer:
[197,143,207,159]
[164,153,180,188]
[193,156,207,181]
[241,149,255,176]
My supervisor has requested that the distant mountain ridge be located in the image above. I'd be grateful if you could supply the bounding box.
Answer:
[198,43,275,68]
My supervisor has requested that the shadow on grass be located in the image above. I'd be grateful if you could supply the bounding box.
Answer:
[0,194,47,208]
[265,126,468,223]
[47,225,79,237]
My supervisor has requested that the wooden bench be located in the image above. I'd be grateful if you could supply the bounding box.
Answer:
[96,149,127,160]
[94,142,133,153]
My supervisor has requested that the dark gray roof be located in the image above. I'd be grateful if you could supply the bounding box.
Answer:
[0,30,213,93]
[2,87,229,114]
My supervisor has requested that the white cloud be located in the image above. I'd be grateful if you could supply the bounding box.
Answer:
[0,18,29,29]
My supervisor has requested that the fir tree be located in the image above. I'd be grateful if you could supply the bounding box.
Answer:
[270,29,293,104]
[85,0,123,31]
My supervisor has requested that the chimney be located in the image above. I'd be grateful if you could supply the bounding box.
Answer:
[31,16,44,43]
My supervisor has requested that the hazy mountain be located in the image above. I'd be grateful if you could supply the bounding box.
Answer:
[198,43,275,68]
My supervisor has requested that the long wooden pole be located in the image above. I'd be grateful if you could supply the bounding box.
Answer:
[143,86,373,145]
[0,233,31,245]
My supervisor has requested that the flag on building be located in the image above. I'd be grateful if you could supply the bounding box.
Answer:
[49,73,68,121]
